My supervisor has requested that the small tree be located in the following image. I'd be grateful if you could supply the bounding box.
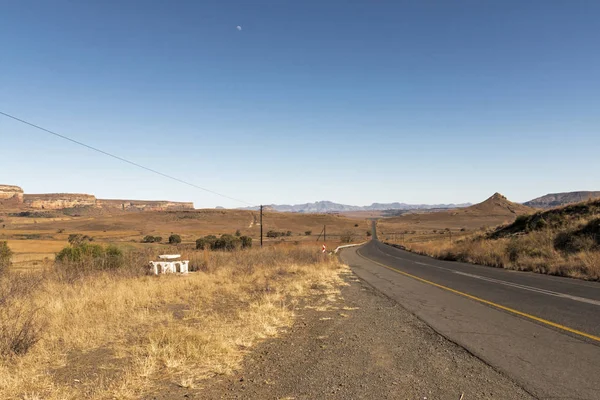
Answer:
[168,234,182,245]
[154,236,163,243]
[305,230,312,236]
[286,231,292,237]
[366,231,372,237]
[235,229,241,237]
[142,235,155,243]
[0,241,12,272]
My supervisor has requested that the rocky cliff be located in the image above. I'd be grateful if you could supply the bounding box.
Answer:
[96,199,195,211]
[0,185,24,202]
[524,191,600,209]
[23,194,97,209]
[1,184,194,211]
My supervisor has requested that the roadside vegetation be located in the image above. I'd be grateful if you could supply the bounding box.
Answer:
[402,199,600,280]
[0,241,346,399]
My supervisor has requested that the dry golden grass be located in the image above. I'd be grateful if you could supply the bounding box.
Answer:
[391,199,600,281]
[0,246,347,399]
[404,230,600,280]
[0,208,369,268]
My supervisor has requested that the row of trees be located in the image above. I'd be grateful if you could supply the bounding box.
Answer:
[196,234,252,250]
[266,230,292,238]
[142,234,181,244]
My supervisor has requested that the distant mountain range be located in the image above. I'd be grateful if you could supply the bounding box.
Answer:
[240,191,600,214]
[241,200,472,213]
[524,191,600,209]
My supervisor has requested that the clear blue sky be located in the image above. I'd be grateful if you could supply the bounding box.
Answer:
[1,1,599,208]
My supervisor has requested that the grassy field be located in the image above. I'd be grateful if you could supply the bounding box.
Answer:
[0,208,370,269]
[399,199,600,280]
[0,245,347,399]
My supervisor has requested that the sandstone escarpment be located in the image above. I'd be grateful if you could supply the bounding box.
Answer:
[0,185,24,203]
[23,193,97,209]
[96,199,195,211]
[2,184,195,211]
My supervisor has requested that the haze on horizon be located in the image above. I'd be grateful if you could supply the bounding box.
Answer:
[1,1,599,208]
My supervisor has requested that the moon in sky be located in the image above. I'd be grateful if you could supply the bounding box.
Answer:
[236,25,242,31]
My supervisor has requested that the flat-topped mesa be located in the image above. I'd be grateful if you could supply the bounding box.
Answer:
[0,185,24,202]
[96,199,194,211]
[2,185,195,211]
[23,193,97,209]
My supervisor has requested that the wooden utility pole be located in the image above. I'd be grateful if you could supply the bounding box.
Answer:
[324,225,326,243]
[260,205,263,248]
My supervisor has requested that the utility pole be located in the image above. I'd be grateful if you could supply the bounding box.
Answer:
[449,230,452,243]
[324,225,326,243]
[260,205,263,248]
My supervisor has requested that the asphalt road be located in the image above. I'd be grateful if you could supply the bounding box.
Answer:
[340,224,600,399]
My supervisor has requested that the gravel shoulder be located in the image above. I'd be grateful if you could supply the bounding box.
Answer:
[151,271,534,400]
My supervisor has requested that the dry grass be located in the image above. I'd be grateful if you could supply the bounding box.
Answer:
[403,212,600,281]
[0,208,369,268]
[0,246,347,399]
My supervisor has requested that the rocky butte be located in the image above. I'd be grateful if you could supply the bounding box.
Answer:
[0,185,25,202]
[0,185,194,211]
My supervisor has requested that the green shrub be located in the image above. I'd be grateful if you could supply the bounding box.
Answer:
[168,234,182,244]
[142,235,163,243]
[55,243,124,275]
[142,235,156,243]
[196,234,250,250]
[305,230,312,236]
[67,234,93,245]
[240,236,252,248]
[196,235,217,250]
[214,234,241,251]
[0,241,13,272]
[235,229,241,237]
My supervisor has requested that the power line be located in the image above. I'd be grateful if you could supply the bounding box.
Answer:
[0,110,254,206]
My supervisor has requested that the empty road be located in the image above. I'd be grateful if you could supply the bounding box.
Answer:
[340,224,600,399]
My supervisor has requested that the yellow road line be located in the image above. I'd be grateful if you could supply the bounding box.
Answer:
[356,250,600,343]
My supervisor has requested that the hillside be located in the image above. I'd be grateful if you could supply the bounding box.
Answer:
[379,193,534,233]
[463,193,535,216]
[404,198,600,280]
[491,198,600,239]
[524,191,600,209]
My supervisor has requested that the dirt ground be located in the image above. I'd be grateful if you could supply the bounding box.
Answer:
[146,272,532,400]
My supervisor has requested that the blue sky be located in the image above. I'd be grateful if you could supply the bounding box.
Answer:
[1,1,599,208]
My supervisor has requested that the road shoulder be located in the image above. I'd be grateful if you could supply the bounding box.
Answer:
[155,268,532,399]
